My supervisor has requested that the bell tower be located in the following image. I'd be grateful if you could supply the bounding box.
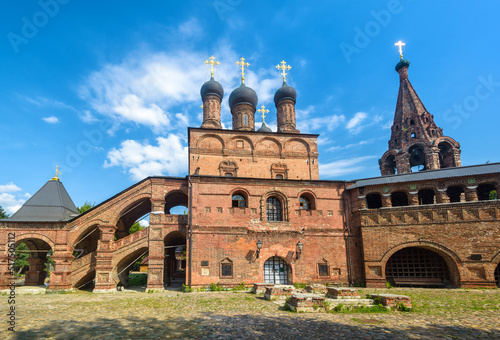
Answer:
[379,42,461,175]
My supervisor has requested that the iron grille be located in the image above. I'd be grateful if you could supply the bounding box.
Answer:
[386,247,450,280]
[266,197,282,221]
[263,256,289,284]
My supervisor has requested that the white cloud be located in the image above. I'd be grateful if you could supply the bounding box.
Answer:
[296,105,314,118]
[346,112,367,133]
[138,219,149,227]
[22,96,76,112]
[43,116,59,124]
[177,18,203,38]
[317,137,332,146]
[382,120,393,129]
[79,110,99,124]
[0,183,22,193]
[104,134,188,181]
[298,114,345,133]
[327,139,374,152]
[0,183,29,215]
[319,156,378,178]
[79,33,282,134]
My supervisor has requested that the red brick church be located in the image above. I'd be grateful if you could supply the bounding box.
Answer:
[1,55,499,292]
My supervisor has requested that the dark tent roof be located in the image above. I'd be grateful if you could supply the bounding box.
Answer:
[8,180,79,222]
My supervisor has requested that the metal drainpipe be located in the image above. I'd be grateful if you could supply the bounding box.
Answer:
[187,175,193,287]
[343,182,353,286]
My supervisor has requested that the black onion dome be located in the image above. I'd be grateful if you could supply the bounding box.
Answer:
[395,59,410,72]
[257,121,272,133]
[200,76,224,100]
[228,83,258,110]
[274,82,297,105]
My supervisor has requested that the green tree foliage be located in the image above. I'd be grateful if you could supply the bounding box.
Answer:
[77,201,95,214]
[14,243,29,275]
[129,222,145,234]
[489,190,498,200]
[0,205,9,219]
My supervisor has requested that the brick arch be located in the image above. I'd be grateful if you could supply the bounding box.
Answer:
[229,187,250,197]
[491,250,500,266]
[255,137,282,153]
[69,223,101,248]
[283,138,310,153]
[261,190,289,221]
[402,139,432,153]
[111,194,152,226]
[380,241,461,286]
[227,135,254,151]
[432,136,460,149]
[112,245,149,287]
[197,134,225,149]
[297,190,317,210]
[7,233,55,254]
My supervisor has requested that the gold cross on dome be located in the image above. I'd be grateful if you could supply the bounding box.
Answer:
[395,41,406,60]
[236,57,250,84]
[276,60,292,82]
[52,165,61,181]
[257,105,269,123]
[204,56,220,78]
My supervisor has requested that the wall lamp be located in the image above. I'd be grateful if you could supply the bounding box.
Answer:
[296,241,303,259]
[256,240,263,258]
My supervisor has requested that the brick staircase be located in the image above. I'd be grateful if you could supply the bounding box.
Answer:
[70,228,149,288]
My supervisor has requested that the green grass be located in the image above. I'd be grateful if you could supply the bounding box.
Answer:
[362,288,500,316]
[128,273,147,286]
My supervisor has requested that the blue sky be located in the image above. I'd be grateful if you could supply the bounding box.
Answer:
[1,0,499,215]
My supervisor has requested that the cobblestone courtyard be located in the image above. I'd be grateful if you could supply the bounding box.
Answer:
[3,288,500,339]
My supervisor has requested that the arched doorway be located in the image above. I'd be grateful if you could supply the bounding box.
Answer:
[115,247,149,289]
[495,263,500,288]
[263,256,290,284]
[15,238,52,287]
[164,231,187,286]
[385,247,451,287]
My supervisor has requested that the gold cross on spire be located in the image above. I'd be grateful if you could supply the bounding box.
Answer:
[257,105,269,123]
[52,165,61,181]
[236,57,250,84]
[395,41,406,60]
[276,60,292,82]
[204,56,220,78]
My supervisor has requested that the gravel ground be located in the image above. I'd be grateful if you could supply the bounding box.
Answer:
[3,287,500,339]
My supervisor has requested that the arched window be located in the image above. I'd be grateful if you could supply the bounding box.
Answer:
[276,174,283,179]
[266,196,282,221]
[391,191,409,207]
[299,196,311,210]
[366,193,382,209]
[232,194,246,208]
[418,189,435,205]
[477,183,497,201]
[244,115,248,125]
[446,186,464,203]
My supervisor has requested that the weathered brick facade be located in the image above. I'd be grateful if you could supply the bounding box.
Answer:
[0,58,498,292]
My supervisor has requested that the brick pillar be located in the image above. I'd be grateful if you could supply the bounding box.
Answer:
[93,224,117,293]
[147,199,165,291]
[408,191,419,205]
[425,149,440,170]
[396,153,410,174]
[465,186,478,202]
[452,149,461,167]
[25,257,47,286]
[47,251,74,291]
[358,196,367,209]
[381,194,392,208]
[436,189,450,204]
[0,255,13,290]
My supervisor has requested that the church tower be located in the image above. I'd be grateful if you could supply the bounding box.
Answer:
[275,60,300,133]
[228,58,257,131]
[379,43,461,175]
[200,56,224,129]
